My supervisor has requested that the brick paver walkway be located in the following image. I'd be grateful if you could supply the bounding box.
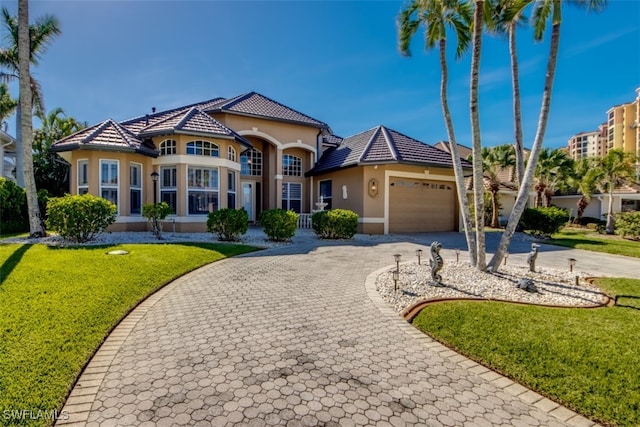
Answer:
[58,236,601,426]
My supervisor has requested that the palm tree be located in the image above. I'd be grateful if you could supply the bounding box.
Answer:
[569,157,598,224]
[533,147,574,207]
[591,149,636,234]
[18,0,44,236]
[482,144,516,227]
[488,0,607,270]
[398,0,478,266]
[493,0,530,188]
[0,6,61,187]
[0,82,17,129]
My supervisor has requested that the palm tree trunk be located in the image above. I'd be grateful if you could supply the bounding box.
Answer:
[439,38,477,267]
[488,19,561,270]
[470,0,486,270]
[509,26,524,188]
[18,0,45,237]
[491,191,499,228]
[606,187,615,234]
[15,104,24,186]
[575,196,587,224]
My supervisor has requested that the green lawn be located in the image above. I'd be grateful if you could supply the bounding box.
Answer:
[412,278,640,427]
[0,242,258,426]
[548,229,640,258]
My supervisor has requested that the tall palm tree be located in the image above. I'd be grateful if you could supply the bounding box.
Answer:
[533,147,574,207]
[18,0,44,236]
[0,6,60,187]
[493,0,530,188]
[488,0,607,270]
[591,149,636,234]
[482,144,516,227]
[398,0,478,266]
[569,157,598,224]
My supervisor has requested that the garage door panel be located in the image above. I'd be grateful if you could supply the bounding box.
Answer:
[389,178,455,233]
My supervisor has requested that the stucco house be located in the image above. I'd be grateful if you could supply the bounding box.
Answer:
[51,92,471,234]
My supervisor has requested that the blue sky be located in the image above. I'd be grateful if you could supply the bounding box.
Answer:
[4,0,639,150]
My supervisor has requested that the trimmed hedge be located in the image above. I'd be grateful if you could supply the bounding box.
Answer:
[519,206,569,237]
[260,209,298,242]
[311,209,358,239]
[207,208,248,242]
[0,177,28,234]
[46,194,117,243]
[615,212,640,240]
[142,202,173,239]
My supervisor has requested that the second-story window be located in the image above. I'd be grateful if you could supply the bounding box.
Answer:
[283,154,302,177]
[159,139,177,155]
[186,140,219,157]
[240,149,262,176]
[228,146,236,162]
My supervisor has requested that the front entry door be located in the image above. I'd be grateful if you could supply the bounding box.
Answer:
[242,182,254,222]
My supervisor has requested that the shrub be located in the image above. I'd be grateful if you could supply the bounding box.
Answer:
[615,212,640,240]
[47,194,117,243]
[518,206,569,237]
[0,177,28,234]
[142,202,173,239]
[260,209,298,242]
[586,222,606,234]
[311,209,358,239]
[207,208,248,242]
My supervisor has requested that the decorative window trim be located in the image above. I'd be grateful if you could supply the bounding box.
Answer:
[99,159,119,214]
[186,140,219,157]
[282,154,302,177]
[77,159,89,195]
[241,149,262,176]
[159,139,177,156]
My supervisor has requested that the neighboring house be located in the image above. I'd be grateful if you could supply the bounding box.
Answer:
[433,141,473,160]
[552,182,640,220]
[51,91,470,234]
[0,130,16,182]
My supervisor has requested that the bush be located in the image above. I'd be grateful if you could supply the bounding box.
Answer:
[47,194,117,243]
[207,208,248,242]
[260,209,298,242]
[142,202,173,239]
[579,216,606,227]
[518,206,569,237]
[615,212,640,240]
[311,209,358,239]
[0,177,28,234]
[586,222,606,234]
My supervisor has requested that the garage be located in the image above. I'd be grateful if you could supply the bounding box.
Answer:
[388,178,456,233]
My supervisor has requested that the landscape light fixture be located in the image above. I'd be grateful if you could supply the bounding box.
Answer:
[392,270,399,292]
[151,171,159,205]
[393,253,402,272]
[455,248,460,263]
[416,249,423,265]
[568,258,576,272]
[504,252,509,265]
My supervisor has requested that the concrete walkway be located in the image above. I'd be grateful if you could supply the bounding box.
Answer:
[58,233,638,426]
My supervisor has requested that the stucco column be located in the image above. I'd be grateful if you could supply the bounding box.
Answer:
[275,147,283,209]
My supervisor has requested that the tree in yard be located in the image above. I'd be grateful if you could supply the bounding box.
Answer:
[487,0,607,270]
[481,144,516,228]
[0,6,61,187]
[398,0,478,266]
[0,82,17,129]
[569,157,599,224]
[18,0,45,236]
[533,147,574,207]
[33,107,86,196]
[591,149,636,234]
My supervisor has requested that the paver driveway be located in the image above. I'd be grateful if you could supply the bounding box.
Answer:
[59,236,600,426]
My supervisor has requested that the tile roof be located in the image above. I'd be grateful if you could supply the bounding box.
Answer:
[309,125,471,175]
[322,134,343,146]
[434,141,473,159]
[51,119,157,156]
[121,98,225,133]
[208,92,328,128]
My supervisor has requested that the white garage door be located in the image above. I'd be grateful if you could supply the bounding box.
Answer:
[389,178,455,233]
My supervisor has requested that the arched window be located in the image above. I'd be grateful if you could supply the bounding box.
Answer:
[159,139,177,156]
[186,140,219,157]
[282,154,302,177]
[228,146,237,162]
[240,149,262,176]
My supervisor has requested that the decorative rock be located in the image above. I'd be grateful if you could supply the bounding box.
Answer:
[516,278,538,293]
[107,250,129,255]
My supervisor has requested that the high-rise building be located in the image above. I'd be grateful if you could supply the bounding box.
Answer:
[567,124,607,161]
[606,89,639,156]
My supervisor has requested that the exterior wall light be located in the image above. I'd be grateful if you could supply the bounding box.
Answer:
[504,252,509,265]
[151,171,159,205]
[368,178,378,198]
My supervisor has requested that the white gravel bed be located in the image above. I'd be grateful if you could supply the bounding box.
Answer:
[376,262,609,312]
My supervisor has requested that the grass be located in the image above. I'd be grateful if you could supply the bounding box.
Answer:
[0,242,258,426]
[547,228,640,258]
[412,277,640,427]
